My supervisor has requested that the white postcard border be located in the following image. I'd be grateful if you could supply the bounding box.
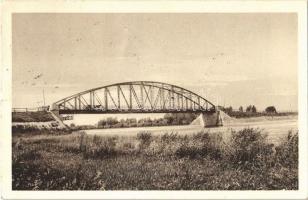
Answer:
[0,0,307,199]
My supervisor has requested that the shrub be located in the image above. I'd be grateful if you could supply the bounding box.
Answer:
[137,131,152,150]
[163,113,198,125]
[97,117,119,128]
[84,135,118,158]
[175,131,223,159]
[153,132,182,156]
[175,144,198,158]
[275,131,298,168]
[225,128,274,168]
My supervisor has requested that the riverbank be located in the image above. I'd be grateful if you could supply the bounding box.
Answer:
[12,128,298,190]
[12,111,54,122]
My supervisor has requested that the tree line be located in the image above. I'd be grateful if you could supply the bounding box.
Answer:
[221,105,277,114]
[95,113,198,129]
[219,105,289,118]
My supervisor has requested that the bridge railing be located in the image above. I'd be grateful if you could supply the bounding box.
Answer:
[12,106,50,113]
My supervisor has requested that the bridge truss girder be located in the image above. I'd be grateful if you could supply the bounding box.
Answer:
[53,81,216,114]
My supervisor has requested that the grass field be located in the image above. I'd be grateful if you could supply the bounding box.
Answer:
[12,111,54,122]
[12,128,298,190]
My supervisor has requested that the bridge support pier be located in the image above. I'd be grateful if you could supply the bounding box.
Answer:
[190,110,223,127]
[49,109,69,129]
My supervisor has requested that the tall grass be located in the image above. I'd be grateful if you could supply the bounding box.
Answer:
[12,128,298,190]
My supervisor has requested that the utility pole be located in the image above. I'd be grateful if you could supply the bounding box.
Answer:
[43,89,46,107]
[289,103,292,112]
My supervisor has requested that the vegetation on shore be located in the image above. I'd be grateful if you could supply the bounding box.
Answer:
[70,110,297,130]
[67,113,198,130]
[12,128,298,190]
[95,113,198,128]
[12,107,297,132]
[224,111,298,119]
[12,111,54,122]
[220,105,297,119]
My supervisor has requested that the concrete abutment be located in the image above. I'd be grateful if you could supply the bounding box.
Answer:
[190,110,223,127]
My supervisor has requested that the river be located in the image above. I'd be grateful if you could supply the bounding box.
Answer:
[84,115,298,144]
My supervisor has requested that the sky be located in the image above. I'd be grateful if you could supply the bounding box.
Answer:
[12,13,298,111]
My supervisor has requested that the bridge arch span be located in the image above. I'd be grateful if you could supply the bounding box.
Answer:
[52,81,216,114]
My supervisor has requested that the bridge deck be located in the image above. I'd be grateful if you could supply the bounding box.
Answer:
[58,109,215,114]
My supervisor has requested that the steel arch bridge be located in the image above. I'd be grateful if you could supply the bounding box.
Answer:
[52,81,216,114]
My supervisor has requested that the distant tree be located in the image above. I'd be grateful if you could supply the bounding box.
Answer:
[163,113,174,124]
[265,106,277,113]
[239,106,243,112]
[223,106,233,114]
[251,105,257,113]
[106,117,118,126]
[217,105,225,111]
[246,105,252,112]
[229,106,233,112]
[97,119,107,127]
[163,113,197,125]
[126,118,137,124]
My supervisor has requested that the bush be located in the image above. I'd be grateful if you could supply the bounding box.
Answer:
[163,113,198,125]
[81,134,118,159]
[225,128,274,167]
[146,132,182,156]
[97,117,119,128]
[175,131,223,159]
[196,132,223,159]
[137,131,152,150]
[275,131,298,168]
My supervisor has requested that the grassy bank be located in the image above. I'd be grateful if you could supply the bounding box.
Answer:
[12,111,54,122]
[12,128,298,190]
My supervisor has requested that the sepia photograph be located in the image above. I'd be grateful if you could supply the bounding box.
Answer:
[1,0,307,199]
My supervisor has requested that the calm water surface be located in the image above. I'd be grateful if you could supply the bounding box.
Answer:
[84,116,298,144]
